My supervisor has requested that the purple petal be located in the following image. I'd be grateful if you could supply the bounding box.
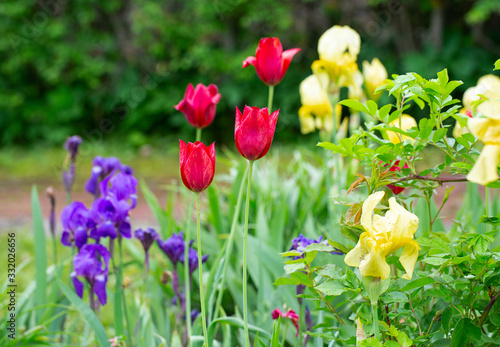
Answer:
[72,273,84,298]
[119,221,131,239]
[74,226,88,248]
[94,274,108,305]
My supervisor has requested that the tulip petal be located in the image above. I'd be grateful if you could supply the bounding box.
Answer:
[242,56,257,68]
[281,48,301,78]
[182,143,215,192]
[467,144,500,185]
[400,240,420,280]
[179,140,187,168]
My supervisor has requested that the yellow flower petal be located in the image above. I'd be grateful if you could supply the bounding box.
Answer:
[298,113,316,134]
[400,240,421,280]
[360,191,385,233]
[467,144,500,185]
[345,191,420,280]
[387,115,417,144]
[468,118,500,144]
[318,25,360,67]
[359,248,391,279]
[363,58,388,101]
[477,99,500,120]
[344,241,363,268]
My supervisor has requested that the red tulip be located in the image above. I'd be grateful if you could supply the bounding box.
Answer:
[242,37,300,86]
[235,106,279,161]
[179,140,215,193]
[386,160,409,195]
[272,308,299,337]
[174,83,221,129]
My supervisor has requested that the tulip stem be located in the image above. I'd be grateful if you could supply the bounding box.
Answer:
[372,302,380,340]
[184,197,195,347]
[196,128,202,142]
[211,165,249,322]
[268,85,274,112]
[243,160,254,347]
[196,193,209,346]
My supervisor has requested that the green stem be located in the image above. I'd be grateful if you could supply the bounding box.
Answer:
[119,238,133,346]
[243,160,254,347]
[485,187,491,232]
[52,235,58,266]
[196,128,202,142]
[196,193,209,346]
[372,303,379,340]
[184,197,195,347]
[66,193,71,206]
[212,166,249,321]
[268,85,274,112]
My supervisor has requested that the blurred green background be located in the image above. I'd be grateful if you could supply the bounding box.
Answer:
[1,0,500,148]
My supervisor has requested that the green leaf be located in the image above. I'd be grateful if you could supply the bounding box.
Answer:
[423,257,449,266]
[207,317,271,347]
[316,264,343,279]
[328,240,351,254]
[451,255,470,264]
[474,235,490,253]
[284,263,306,275]
[443,81,463,96]
[339,99,369,113]
[359,337,384,347]
[315,279,347,296]
[366,100,378,116]
[340,224,362,243]
[495,59,500,71]
[57,279,110,347]
[437,68,449,86]
[432,128,448,143]
[441,307,453,332]
[31,186,47,322]
[274,277,299,286]
[381,291,408,304]
[281,250,301,257]
[400,277,434,292]
[451,318,482,347]
[302,243,335,253]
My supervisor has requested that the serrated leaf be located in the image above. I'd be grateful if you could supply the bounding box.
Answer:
[341,224,363,243]
[274,277,299,286]
[366,100,378,116]
[303,243,335,253]
[339,99,369,113]
[315,279,348,296]
[328,240,351,254]
[423,257,449,266]
[433,128,448,143]
[441,307,453,332]
[381,291,408,304]
[400,277,434,292]
[281,250,301,257]
[316,264,344,279]
[451,318,482,347]
[437,69,449,86]
[284,263,306,275]
[451,255,470,264]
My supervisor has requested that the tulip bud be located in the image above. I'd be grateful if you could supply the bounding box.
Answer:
[242,37,300,86]
[179,140,216,193]
[174,83,221,129]
[235,106,279,161]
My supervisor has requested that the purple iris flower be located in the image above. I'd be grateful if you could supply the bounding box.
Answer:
[62,135,83,195]
[135,227,159,273]
[71,244,110,307]
[61,201,90,248]
[64,135,83,160]
[85,156,123,196]
[191,309,200,324]
[135,228,159,252]
[289,234,343,258]
[181,244,209,274]
[158,232,185,266]
[89,196,131,240]
[100,172,138,209]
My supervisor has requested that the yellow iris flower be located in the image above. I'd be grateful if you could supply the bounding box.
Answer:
[466,115,500,186]
[362,58,388,101]
[386,114,417,144]
[298,73,342,134]
[345,191,420,280]
[311,25,361,86]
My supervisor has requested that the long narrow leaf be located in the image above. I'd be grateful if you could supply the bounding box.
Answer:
[57,278,110,347]
[31,185,47,322]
